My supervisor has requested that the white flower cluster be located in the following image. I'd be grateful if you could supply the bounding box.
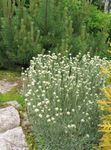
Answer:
[22,53,108,139]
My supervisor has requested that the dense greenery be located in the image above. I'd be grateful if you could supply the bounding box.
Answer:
[0,0,111,68]
[23,53,108,150]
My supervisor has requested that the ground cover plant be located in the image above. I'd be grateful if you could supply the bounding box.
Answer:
[23,53,108,150]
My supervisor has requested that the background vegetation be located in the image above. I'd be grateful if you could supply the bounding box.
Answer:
[0,0,111,69]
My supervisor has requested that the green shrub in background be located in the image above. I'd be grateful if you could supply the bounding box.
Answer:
[23,53,108,150]
[0,0,111,68]
[0,0,42,68]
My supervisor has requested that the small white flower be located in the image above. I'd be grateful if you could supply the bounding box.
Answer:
[45,100,50,105]
[25,98,28,102]
[88,117,91,120]
[47,119,51,122]
[21,72,25,75]
[55,107,59,111]
[72,109,75,112]
[86,134,90,138]
[57,99,60,102]
[27,102,31,106]
[42,94,45,97]
[55,113,59,117]
[42,90,45,93]
[86,113,89,116]
[35,89,38,92]
[38,86,42,89]
[88,101,93,104]
[59,113,63,116]
[41,109,44,112]
[65,130,68,134]
[51,117,55,121]
[33,105,36,108]
[38,114,43,118]
[56,96,59,99]
[66,111,70,115]
[81,119,85,123]
[53,92,56,95]
[35,108,39,112]
[78,106,81,109]
[67,125,71,128]
[71,124,76,128]
[33,93,35,96]
[27,84,31,87]
[37,102,42,107]
[46,115,50,118]
[31,82,35,86]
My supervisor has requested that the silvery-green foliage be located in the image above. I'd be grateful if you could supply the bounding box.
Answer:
[23,53,108,150]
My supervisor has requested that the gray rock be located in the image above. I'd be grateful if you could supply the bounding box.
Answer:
[0,139,9,150]
[6,101,21,109]
[0,106,20,133]
[0,127,28,150]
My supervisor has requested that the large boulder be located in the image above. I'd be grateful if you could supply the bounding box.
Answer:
[0,106,20,133]
[0,127,28,150]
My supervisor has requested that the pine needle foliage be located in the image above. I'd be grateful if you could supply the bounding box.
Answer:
[0,0,42,67]
[0,0,110,68]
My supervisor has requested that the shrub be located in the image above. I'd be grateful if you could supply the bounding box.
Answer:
[23,53,108,150]
[0,0,42,68]
[0,0,110,68]
[97,66,111,150]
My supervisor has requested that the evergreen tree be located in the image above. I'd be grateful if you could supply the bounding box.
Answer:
[0,0,110,68]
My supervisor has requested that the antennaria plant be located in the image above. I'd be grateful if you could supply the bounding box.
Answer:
[23,53,108,150]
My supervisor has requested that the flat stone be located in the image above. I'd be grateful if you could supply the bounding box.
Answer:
[0,127,28,150]
[0,106,20,133]
[0,80,17,94]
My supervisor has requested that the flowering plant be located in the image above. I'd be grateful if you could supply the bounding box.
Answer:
[23,53,108,150]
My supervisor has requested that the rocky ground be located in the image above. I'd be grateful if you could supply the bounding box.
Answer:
[0,80,29,150]
[0,80,18,94]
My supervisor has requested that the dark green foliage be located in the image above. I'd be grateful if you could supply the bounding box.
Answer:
[0,0,42,68]
[0,0,111,68]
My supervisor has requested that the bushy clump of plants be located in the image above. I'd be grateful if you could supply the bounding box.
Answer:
[0,0,42,68]
[23,53,108,150]
[0,0,111,68]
